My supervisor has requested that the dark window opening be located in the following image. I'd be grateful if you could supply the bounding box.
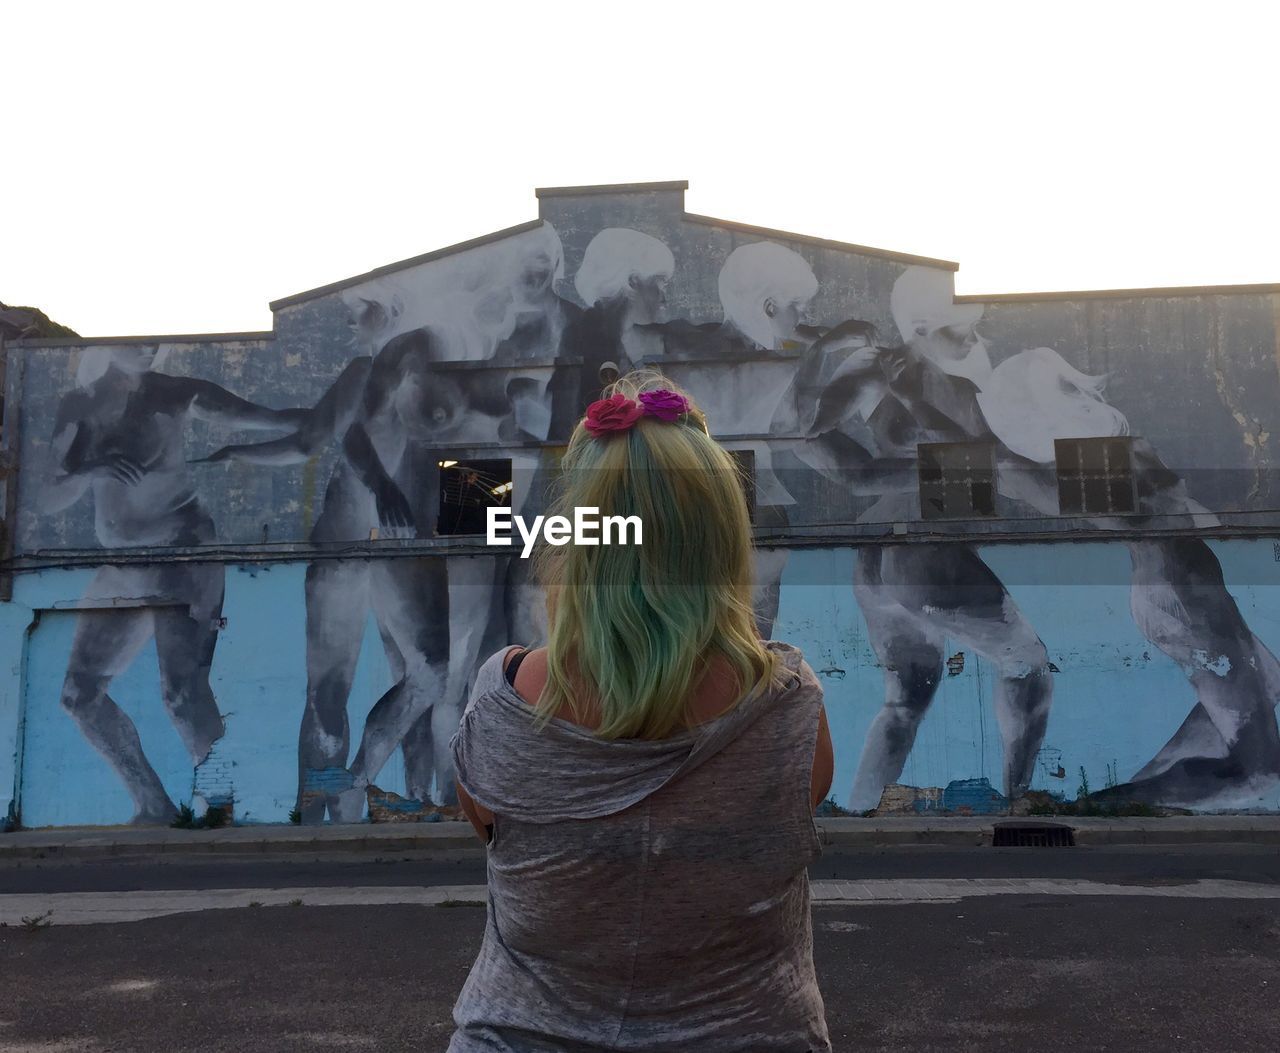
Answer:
[917,441,996,520]
[1055,437,1134,515]
[437,458,513,536]
[728,448,756,523]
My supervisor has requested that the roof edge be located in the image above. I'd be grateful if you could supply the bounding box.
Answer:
[9,330,275,348]
[684,212,960,271]
[535,180,689,198]
[956,281,1280,304]
[268,218,545,311]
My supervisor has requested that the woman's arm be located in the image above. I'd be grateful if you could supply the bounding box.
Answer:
[810,704,834,812]
[454,648,522,844]
[456,781,494,845]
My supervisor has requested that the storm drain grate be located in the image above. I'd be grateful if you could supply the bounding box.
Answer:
[991,822,1076,847]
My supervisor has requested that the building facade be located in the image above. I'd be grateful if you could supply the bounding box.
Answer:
[3,180,1280,828]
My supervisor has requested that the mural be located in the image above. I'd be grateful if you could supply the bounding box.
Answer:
[7,185,1280,825]
[41,345,305,822]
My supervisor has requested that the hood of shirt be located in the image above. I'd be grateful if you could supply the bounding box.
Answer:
[451,641,813,823]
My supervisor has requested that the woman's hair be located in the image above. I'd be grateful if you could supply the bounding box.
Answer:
[533,368,783,740]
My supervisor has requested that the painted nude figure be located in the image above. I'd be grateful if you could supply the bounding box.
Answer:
[781,266,1055,812]
[42,344,305,823]
[978,346,1280,808]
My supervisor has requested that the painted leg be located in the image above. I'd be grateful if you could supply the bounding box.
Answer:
[153,563,227,766]
[349,559,451,799]
[873,544,1052,803]
[60,605,175,824]
[752,548,788,641]
[505,555,548,649]
[848,550,945,812]
[402,554,498,803]
[298,560,370,823]
[1116,539,1280,806]
[751,505,790,640]
[925,596,1053,800]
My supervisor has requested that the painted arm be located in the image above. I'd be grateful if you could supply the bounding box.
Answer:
[40,397,140,513]
[194,357,374,466]
[878,347,982,439]
[183,377,309,431]
[789,321,884,438]
[341,420,415,532]
[792,430,918,494]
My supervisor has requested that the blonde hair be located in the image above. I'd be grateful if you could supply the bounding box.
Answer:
[534,369,782,739]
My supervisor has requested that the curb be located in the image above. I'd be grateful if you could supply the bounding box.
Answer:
[0,824,482,861]
[814,817,1280,847]
[4,816,1280,860]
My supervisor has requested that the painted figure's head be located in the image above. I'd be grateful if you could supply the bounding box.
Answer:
[534,369,782,740]
[718,242,819,351]
[574,228,675,323]
[890,266,989,384]
[976,347,1130,463]
[343,291,404,351]
[75,345,169,389]
[512,223,566,310]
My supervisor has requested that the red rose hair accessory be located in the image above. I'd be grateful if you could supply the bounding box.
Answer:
[583,393,645,436]
[583,388,691,437]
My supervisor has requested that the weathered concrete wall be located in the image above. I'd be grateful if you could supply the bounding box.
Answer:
[4,180,1280,827]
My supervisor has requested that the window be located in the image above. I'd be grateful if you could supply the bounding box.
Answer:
[437,458,513,535]
[1055,437,1135,514]
[728,448,756,523]
[917,441,996,520]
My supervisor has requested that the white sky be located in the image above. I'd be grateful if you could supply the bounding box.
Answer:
[4,0,1278,337]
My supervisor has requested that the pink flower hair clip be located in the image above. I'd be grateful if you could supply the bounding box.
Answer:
[583,389,690,437]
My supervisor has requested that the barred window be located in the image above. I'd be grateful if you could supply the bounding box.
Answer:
[1055,437,1134,514]
[437,458,513,535]
[917,442,996,520]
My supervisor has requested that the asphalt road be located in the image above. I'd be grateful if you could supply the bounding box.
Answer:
[3,896,1279,1052]
[3,843,1280,895]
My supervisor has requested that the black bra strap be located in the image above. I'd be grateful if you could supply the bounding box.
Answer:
[504,647,530,687]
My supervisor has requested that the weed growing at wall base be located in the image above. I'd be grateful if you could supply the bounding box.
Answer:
[487,506,642,558]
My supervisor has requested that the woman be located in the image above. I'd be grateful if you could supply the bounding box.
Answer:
[450,370,834,1052]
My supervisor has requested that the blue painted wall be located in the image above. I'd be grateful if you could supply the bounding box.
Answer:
[5,538,1279,825]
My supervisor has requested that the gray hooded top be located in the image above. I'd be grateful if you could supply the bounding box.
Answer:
[448,640,831,1053]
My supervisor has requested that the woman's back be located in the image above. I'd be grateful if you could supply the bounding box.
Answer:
[449,641,831,1053]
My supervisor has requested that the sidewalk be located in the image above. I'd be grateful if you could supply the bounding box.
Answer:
[3,815,1279,860]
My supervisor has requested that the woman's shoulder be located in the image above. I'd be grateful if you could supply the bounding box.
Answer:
[468,647,525,709]
[762,640,824,698]
[471,645,548,705]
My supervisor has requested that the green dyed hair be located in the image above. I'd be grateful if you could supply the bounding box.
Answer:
[533,368,782,740]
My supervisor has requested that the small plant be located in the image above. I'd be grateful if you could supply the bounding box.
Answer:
[288,809,302,825]
[21,911,53,932]
[171,804,230,830]
[202,805,229,829]
[288,898,303,907]
[437,898,484,908]
[171,804,198,829]
[1076,766,1091,801]
[248,901,263,909]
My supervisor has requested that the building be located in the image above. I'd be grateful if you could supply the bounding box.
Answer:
[3,180,1279,828]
